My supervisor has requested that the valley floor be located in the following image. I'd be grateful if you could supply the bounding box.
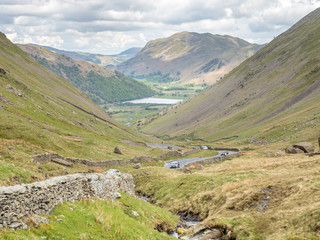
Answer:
[2,139,320,240]
[116,145,320,240]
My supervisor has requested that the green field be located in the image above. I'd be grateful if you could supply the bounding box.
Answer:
[102,82,207,128]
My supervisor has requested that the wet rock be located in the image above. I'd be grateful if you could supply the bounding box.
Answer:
[201,229,222,240]
[293,142,315,153]
[134,163,142,169]
[193,225,206,235]
[114,147,123,155]
[177,227,187,235]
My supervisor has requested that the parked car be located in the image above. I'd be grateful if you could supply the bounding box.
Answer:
[220,151,229,156]
[170,161,180,168]
[107,169,120,174]
[200,145,208,150]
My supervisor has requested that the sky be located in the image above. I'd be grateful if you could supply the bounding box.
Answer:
[1,0,319,55]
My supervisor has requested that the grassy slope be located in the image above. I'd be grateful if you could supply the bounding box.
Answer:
[142,8,320,144]
[18,44,155,104]
[116,150,320,239]
[117,31,261,84]
[2,193,178,240]
[0,32,162,185]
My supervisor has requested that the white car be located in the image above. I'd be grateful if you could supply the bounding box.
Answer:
[170,161,180,168]
[107,169,120,174]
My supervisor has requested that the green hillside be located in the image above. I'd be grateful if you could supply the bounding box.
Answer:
[117,32,262,84]
[0,32,160,185]
[142,8,320,144]
[18,44,155,104]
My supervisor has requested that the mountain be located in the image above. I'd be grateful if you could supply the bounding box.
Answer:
[116,32,262,84]
[0,32,159,184]
[141,8,320,143]
[18,44,155,104]
[38,45,141,67]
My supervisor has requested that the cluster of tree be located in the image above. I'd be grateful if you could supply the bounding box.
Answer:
[35,58,155,104]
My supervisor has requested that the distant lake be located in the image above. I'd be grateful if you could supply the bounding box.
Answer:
[126,97,183,105]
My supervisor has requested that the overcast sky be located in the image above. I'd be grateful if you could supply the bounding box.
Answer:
[1,0,319,54]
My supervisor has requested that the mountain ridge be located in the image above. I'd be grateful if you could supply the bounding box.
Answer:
[27,44,141,67]
[116,31,262,84]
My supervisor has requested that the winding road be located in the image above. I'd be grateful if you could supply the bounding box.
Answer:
[164,151,236,169]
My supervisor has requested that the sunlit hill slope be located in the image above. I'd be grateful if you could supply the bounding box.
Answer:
[142,8,320,143]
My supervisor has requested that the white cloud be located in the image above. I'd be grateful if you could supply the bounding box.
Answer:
[0,0,319,54]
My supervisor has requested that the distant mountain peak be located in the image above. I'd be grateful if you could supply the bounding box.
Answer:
[117,32,262,84]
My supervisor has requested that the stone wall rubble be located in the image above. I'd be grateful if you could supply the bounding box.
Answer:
[0,171,134,228]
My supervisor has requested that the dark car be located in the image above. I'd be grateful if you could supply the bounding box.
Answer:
[170,161,180,168]
[220,151,229,156]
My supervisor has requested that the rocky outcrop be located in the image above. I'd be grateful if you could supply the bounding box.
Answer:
[286,142,315,154]
[0,171,134,229]
[293,142,315,153]
[0,67,6,75]
[285,146,304,154]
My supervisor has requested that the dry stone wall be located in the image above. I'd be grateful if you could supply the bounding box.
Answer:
[32,149,198,167]
[0,171,134,228]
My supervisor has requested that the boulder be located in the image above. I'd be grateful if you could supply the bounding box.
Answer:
[133,163,142,169]
[201,229,222,240]
[9,222,23,229]
[0,68,6,75]
[293,142,315,153]
[114,147,123,155]
[51,158,73,167]
[285,146,304,154]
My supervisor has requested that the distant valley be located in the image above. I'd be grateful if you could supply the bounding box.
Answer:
[18,44,155,105]
[142,8,320,145]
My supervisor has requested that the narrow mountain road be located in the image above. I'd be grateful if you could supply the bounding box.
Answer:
[164,151,236,169]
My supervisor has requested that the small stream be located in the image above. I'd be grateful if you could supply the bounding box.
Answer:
[169,219,201,238]
[142,143,239,238]
[137,194,200,238]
